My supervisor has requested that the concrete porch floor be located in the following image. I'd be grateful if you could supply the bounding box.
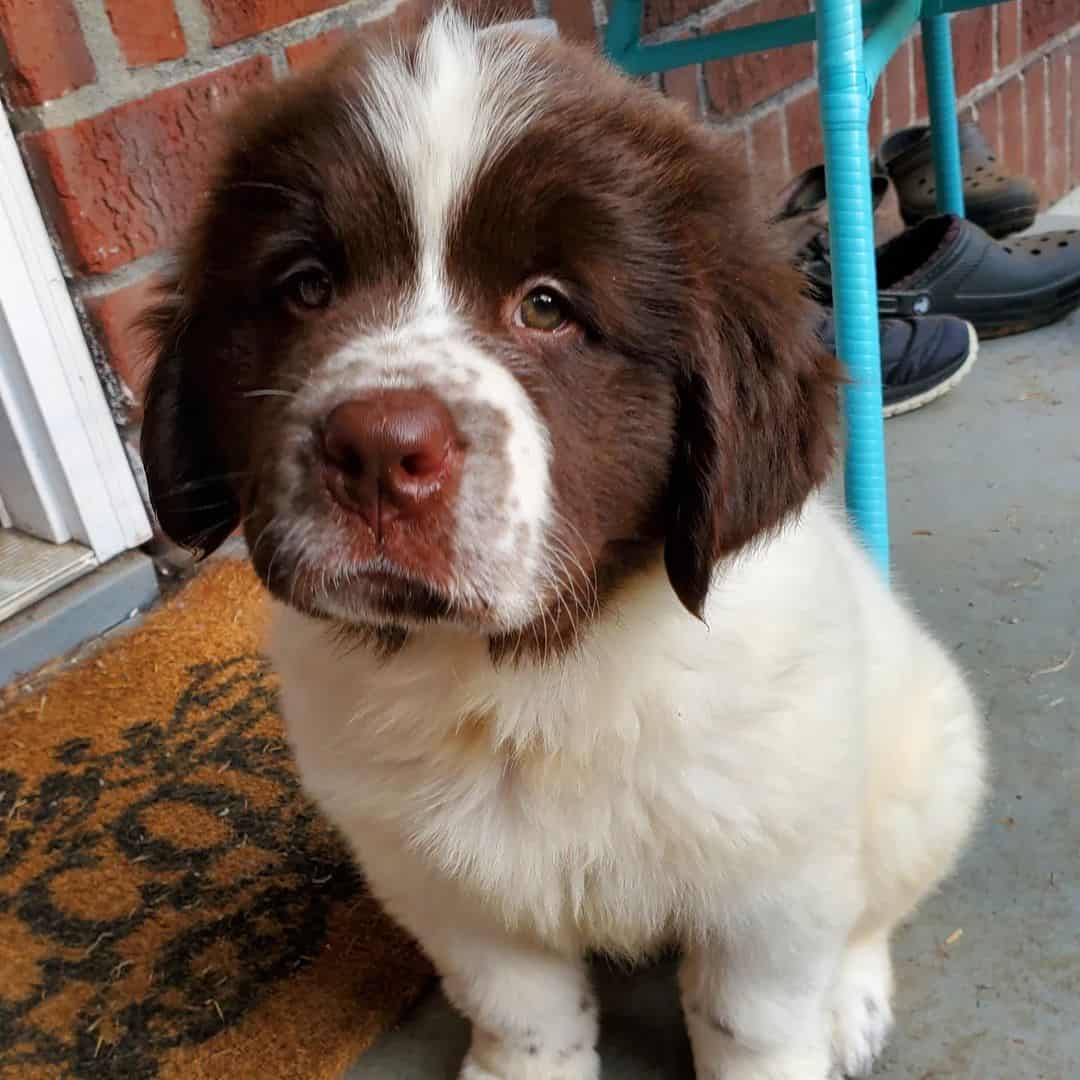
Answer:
[347,204,1080,1080]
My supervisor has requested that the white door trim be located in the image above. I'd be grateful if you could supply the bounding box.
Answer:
[0,110,152,562]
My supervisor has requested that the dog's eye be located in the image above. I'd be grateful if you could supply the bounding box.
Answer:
[516,287,569,332]
[282,265,333,311]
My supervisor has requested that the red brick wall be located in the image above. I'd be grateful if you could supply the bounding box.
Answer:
[1,0,1078,427]
[559,0,1079,199]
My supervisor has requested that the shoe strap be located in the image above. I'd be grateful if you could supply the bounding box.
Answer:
[802,265,938,318]
[877,287,939,318]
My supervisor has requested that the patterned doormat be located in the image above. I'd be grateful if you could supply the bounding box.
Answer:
[0,561,432,1079]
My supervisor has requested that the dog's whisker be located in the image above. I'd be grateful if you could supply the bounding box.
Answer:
[159,472,250,496]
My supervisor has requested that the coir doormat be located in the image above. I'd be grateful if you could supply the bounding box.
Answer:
[0,560,432,1079]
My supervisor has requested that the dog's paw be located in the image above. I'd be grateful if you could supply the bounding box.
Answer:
[459,1044,600,1080]
[828,938,894,1077]
[692,1045,832,1080]
[830,991,892,1077]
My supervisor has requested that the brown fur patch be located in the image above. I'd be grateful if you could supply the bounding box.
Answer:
[137,8,839,660]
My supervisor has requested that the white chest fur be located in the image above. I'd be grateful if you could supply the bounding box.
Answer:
[267,499,886,957]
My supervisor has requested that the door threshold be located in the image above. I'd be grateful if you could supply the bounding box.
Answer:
[0,529,97,623]
[0,549,159,687]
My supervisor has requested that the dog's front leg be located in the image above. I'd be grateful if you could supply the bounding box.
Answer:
[680,885,853,1080]
[354,835,600,1080]
[395,902,599,1080]
[435,929,600,1080]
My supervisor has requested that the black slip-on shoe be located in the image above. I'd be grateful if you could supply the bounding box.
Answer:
[805,215,1080,339]
[819,313,978,418]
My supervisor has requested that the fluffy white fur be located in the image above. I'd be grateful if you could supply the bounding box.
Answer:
[255,12,986,1078]
[268,493,985,1080]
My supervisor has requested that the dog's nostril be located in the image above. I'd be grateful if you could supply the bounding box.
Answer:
[323,417,363,474]
[326,441,368,475]
[401,449,443,479]
[321,390,459,525]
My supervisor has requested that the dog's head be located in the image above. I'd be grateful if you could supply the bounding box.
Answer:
[139,6,841,658]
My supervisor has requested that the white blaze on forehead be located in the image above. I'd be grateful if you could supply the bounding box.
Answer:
[362,7,554,298]
[279,10,560,628]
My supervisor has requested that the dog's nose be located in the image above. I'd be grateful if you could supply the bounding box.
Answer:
[321,390,459,537]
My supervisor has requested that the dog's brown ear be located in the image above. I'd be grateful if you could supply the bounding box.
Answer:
[664,268,843,619]
[137,285,240,559]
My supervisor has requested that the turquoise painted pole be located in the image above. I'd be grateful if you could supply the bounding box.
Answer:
[815,0,891,574]
[921,13,967,216]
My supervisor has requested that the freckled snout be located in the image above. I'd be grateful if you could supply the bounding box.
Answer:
[321,389,460,540]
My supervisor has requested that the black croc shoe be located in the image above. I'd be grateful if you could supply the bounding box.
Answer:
[804,215,1080,339]
[877,123,1039,239]
[819,313,978,418]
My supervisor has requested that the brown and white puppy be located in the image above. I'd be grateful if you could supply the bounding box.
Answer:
[139,9,985,1079]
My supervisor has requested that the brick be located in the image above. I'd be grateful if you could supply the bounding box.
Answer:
[84,274,163,398]
[973,91,1000,162]
[441,0,533,22]
[643,0,699,35]
[1045,46,1068,203]
[997,1,1020,69]
[662,65,702,116]
[952,8,993,96]
[0,0,95,107]
[725,126,750,173]
[912,16,988,118]
[785,87,822,177]
[704,0,813,117]
[285,27,348,70]
[317,0,529,65]
[1072,39,1080,187]
[869,83,884,151]
[885,39,912,133]
[912,32,928,123]
[23,57,273,275]
[202,0,342,48]
[661,37,701,117]
[749,107,785,185]
[998,74,1024,179]
[551,0,596,44]
[1022,0,1074,54]
[285,0,506,71]
[106,0,186,66]
[349,0,435,47]
[345,0,531,48]
[1022,59,1046,199]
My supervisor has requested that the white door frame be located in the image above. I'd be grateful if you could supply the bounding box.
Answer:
[0,109,152,563]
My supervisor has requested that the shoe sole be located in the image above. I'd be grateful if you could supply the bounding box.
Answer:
[882,322,978,418]
[972,281,1080,339]
[979,205,1040,240]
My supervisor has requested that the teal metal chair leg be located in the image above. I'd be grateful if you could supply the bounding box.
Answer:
[816,0,891,574]
[921,13,966,216]
[602,0,899,574]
